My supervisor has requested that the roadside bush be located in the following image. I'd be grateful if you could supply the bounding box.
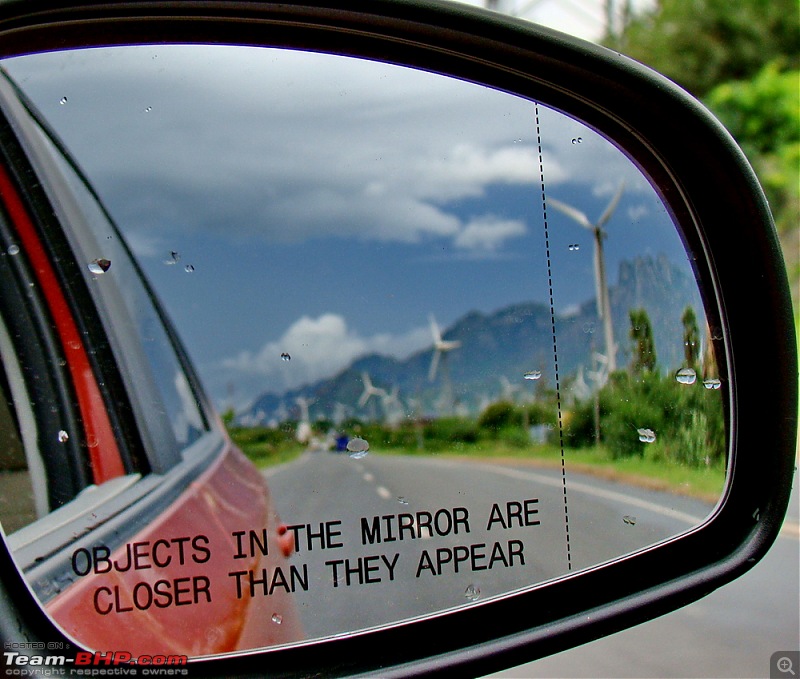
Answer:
[567,370,726,466]
[423,417,480,450]
[478,401,521,434]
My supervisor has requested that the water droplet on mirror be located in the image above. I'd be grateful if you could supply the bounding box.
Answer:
[397,496,409,505]
[703,378,721,390]
[87,259,111,275]
[637,428,656,443]
[675,368,697,385]
[184,264,195,273]
[280,353,291,362]
[571,137,583,144]
[58,430,69,443]
[523,370,542,381]
[347,437,369,458]
[59,96,68,105]
[7,244,19,255]
[164,251,180,265]
[271,613,283,625]
[464,584,480,601]
[144,106,152,113]
[568,243,580,251]
[583,322,595,334]
[623,515,637,525]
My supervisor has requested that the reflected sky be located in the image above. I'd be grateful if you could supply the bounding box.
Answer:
[3,46,693,407]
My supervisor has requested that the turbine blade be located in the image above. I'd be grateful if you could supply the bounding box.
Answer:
[429,313,442,343]
[597,182,625,229]
[549,198,593,230]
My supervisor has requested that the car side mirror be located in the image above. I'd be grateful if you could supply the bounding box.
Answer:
[0,2,795,677]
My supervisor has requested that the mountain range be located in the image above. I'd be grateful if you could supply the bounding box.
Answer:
[245,254,703,423]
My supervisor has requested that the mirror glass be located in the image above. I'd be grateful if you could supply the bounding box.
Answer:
[0,45,726,656]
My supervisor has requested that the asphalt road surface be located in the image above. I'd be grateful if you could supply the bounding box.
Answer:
[490,468,800,679]
[264,451,723,641]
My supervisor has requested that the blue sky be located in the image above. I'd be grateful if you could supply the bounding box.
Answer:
[3,45,694,408]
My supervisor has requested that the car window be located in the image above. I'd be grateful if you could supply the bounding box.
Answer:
[0,74,211,471]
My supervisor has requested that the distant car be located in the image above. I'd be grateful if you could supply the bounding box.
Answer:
[0,68,302,656]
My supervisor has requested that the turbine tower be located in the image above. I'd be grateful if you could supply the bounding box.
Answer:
[550,183,624,372]
[294,396,314,444]
[427,314,461,415]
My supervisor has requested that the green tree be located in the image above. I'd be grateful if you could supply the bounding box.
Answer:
[681,306,701,368]
[604,0,799,98]
[605,1,799,316]
[704,62,799,312]
[629,309,657,374]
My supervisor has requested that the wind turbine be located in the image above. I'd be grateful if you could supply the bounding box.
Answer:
[294,395,314,444]
[427,314,461,415]
[380,386,403,426]
[550,183,624,372]
[358,372,386,421]
[332,402,349,427]
[428,314,461,381]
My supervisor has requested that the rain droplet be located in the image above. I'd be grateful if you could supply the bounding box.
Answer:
[184,264,195,273]
[583,322,595,334]
[280,353,291,362]
[637,428,656,443]
[57,430,69,443]
[144,106,152,113]
[568,243,581,251]
[464,584,480,601]
[703,378,722,390]
[7,244,19,255]
[623,515,637,525]
[675,367,697,385]
[59,96,68,105]
[397,496,409,505]
[523,370,542,381]
[164,251,180,265]
[347,437,369,458]
[87,258,111,275]
[571,137,583,144]
[271,613,283,625]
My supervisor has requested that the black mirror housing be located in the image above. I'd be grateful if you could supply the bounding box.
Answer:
[0,2,795,677]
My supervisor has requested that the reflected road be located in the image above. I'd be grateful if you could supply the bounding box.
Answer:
[264,451,714,639]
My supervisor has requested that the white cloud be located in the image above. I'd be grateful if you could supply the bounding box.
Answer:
[419,144,543,202]
[221,313,430,391]
[627,204,649,221]
[8,44,655,259]
[454,215,527,253]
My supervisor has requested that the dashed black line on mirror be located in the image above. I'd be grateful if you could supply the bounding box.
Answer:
[534,104,572,572]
